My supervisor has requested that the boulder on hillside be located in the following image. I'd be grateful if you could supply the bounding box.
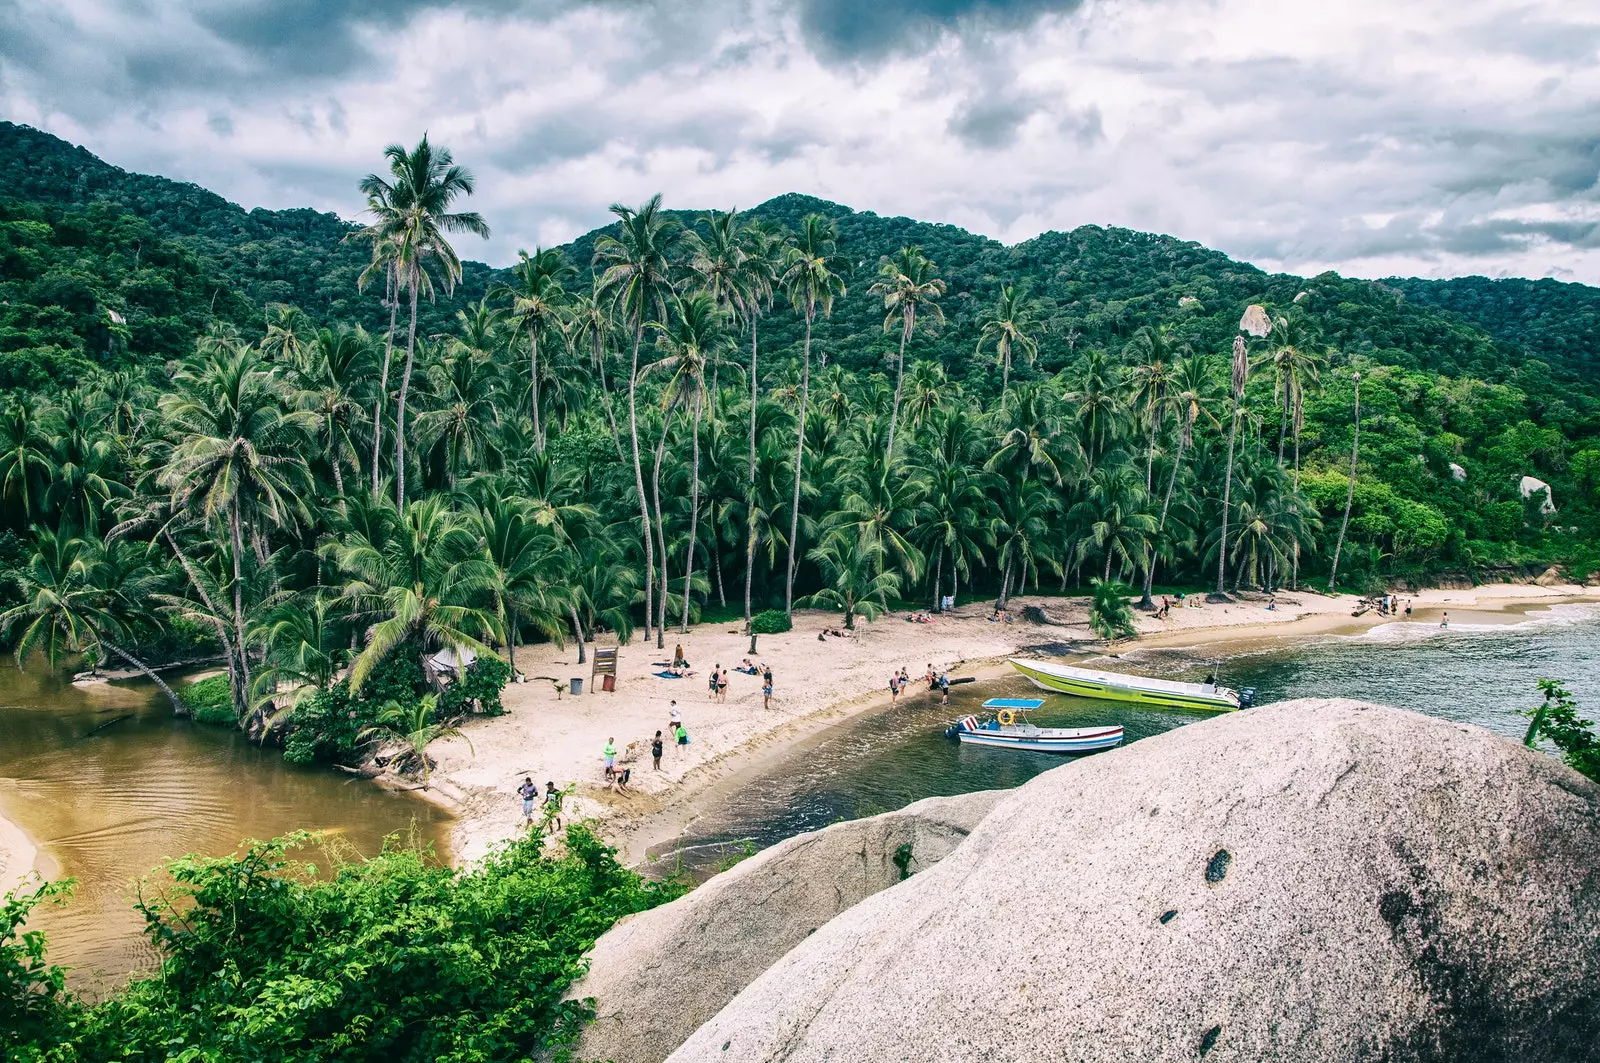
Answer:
[567,789,1006,1063]
[1535,565,1567,587]
[669,700,1600,1063]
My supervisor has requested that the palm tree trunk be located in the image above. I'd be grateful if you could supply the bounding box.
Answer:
[746,317,759,632]
[1277,392,1290,466]
[164,528,243,716]
[372,265,397,500]
[931,549,943,612]
[885,312,912,468]
[1000,347,1011,403]
[713,520,727,608]
[626,325,655,645]
[328,424,348,517]
[594,334,625,464]
[785,310,813,615]
[1291,423,1303,590]
[651,414,671,649]
[952,559,960,609]
[228,501,252,707]
[680,390,704,632]
[100,637,186,716]
[1141,424,1189,608]
[394,272,420,509]
[1328,375,1361,592]
[1215,401,1239,597]
[997,555,1013,610]
[570,606,586,665]
[506,606,518,676]
[530,326,543,452]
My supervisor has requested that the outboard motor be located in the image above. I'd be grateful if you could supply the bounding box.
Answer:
[1239,687,1256,708]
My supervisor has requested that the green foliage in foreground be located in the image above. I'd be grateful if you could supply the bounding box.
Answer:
[1523,680,1600,783]
[1,825,682,1063]
[1088,578,1139,641]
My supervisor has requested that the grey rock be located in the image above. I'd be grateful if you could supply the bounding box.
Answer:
[568,789,1006,1063]
[667,700,1600,1063]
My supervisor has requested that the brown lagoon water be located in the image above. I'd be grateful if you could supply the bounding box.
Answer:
[654,603,1600,874]
[0,663,451,991]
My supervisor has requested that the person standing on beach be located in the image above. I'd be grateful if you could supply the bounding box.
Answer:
[603,737,617,773]
[889,672,901,705]
[1440,612,1450,628]
[938,672,950,706]
[652,730,664,770]
[709,666,720,701]
[676,723,690,748]
[762,666,773,710]
[517,777,538,826]
[668,700,682,743]
[543,781,562,832]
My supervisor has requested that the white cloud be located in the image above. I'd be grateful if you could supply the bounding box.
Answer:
[3,0,1599,280]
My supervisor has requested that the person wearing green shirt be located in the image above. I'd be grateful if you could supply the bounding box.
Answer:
[603,737,617,771]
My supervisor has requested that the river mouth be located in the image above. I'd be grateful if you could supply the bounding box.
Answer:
[648,602,1600,878]
[0,661,453,994]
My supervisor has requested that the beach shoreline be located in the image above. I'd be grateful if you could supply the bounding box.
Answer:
[424,581,1600,870]
[0,800,38,900]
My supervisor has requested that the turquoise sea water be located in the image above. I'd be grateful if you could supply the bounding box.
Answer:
[652,603,1600,871]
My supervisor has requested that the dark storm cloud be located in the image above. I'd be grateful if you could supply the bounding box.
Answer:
[794,0,1082,62]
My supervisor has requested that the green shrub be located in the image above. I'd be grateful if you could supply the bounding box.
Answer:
[1088,579,1138,641]
[750,609,792,635]
[1,878,75,1052]
[282,653,427,765]
[440,654,512,717]
[7,827,685,1062]
[180,674,234,726]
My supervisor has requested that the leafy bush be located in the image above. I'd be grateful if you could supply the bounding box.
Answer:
[439,654,512,717]
[1088,579,1138,641]
[5,827,684,1062]
[750,609,792,635]
[1524,679,1600,782]
[180,673,234,726]
[1,878,74,1053]
[283,654,428,765]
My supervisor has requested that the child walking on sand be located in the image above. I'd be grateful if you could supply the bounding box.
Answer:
[762,667,773,710]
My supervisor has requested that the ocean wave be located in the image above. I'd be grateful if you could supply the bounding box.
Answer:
[1356,602,1600,643]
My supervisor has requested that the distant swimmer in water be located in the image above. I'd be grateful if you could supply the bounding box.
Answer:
[1440,612,1450,628]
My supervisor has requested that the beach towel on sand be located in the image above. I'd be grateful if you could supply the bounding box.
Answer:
[654,671,684,679]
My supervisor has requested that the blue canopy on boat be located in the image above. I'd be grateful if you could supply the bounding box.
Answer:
[982,698,1044,709]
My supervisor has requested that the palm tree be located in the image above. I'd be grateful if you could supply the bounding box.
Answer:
[499,247,572,451]
[358,135,489,509]
[2,530,185,714]
[1328,370,1362,592]
[976,284,1038,400]
[46,391,129,532]
[333,496,500,693]
[777,214,846,616]
[261,304,312,364]
[350,221,400,500]
[916,409,995,610]
[1073,463,1159,583]
[1088,577,1138,641]
[1125,324,1184,491]
[594,193,682,646]
[0,400,56,524]
[647,291,726,631]
[798,529,900,630]
[1214,334,1249,599]
[991,478,1059,609]
[416,339,500,489]
[292,325,374,512]
[472,492,568,675]
[1141,352,1218,608]
[160,344,315,717]
[567,287,625,459]
[358,693,470,788]
[869,246,945,467]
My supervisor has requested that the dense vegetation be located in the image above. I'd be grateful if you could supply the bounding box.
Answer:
[0,120,1597,745]
[2,826,681,1062]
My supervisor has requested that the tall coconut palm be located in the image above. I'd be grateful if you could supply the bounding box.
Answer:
[1072,463,1159,583]
[869,246,945,468]
[1214,334,1249,598]
[333,496,500,693]
[594,193,682,647]
[797,528,900,630]
[291,325,374,512]
[1141,352,1218,607]
[471,491,569,675]
[350,222,400,500]
[416,339,500,489]
[1260,313,1325,468]
[777,214,846,616]
[160,344,315,716]
[261,304,312,364]
[1125,324,1185,491]
[1328,370,1362,592]
[0,400,56,524]
[991,478,1059,609]
[358,135,489,509]
[567,287,625,459]
[647,291,726,631]
[498,247,572,451]
[976,283,1038,401]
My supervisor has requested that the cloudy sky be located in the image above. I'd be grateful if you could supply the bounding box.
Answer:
[4,0,1599,281]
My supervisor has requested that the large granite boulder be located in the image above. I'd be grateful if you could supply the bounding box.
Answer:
[668,700,1600,1063]
[568,789,1005,1063]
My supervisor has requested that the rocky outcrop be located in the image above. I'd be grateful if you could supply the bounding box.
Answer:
[669,700,1600,1063]
[567,789,1005,1063]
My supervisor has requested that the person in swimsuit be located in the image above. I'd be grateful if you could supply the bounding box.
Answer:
[651,730,664,770]
[762,667,773,710]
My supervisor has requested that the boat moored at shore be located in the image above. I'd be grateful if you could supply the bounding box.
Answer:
[1009,658,1251,712]
[945,699,1125,754]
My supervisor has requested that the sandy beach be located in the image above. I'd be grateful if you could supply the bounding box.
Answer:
[424,581,1600,867]
[0,800,38,900]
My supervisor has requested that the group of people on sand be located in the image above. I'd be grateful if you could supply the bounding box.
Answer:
[889,664,951,706]
[905,611,935,624]
[816,627,849,640]
[518,777,564,830]
[988,607,1013,623]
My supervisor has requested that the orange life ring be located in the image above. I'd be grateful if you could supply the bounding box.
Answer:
[997,709,1016,726]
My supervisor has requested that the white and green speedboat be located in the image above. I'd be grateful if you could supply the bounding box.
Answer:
[1009,658,1251,712]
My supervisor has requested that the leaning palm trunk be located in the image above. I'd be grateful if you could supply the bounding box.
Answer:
[997,554,1014,610]
[651,417,671,649]
[785,310,814,615]
[746,317,760,632]
[885,309,913,468]
[101,636,186,715]
[372,264,397,499]
[680,390,704,631]
[1328,373,1361,592]
[394,271,420,508]
[626,325,656,645]
[165,528,244,720]
[569,605,586,665]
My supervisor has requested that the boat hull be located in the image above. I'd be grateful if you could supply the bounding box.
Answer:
[956,726,1123,753]
[1009,659,1238,712]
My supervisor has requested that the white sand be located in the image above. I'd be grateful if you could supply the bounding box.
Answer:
[0,803,38,899]
[424,582,1599,867]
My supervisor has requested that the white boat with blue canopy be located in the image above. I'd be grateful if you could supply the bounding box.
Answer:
[945,698,1124,754]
